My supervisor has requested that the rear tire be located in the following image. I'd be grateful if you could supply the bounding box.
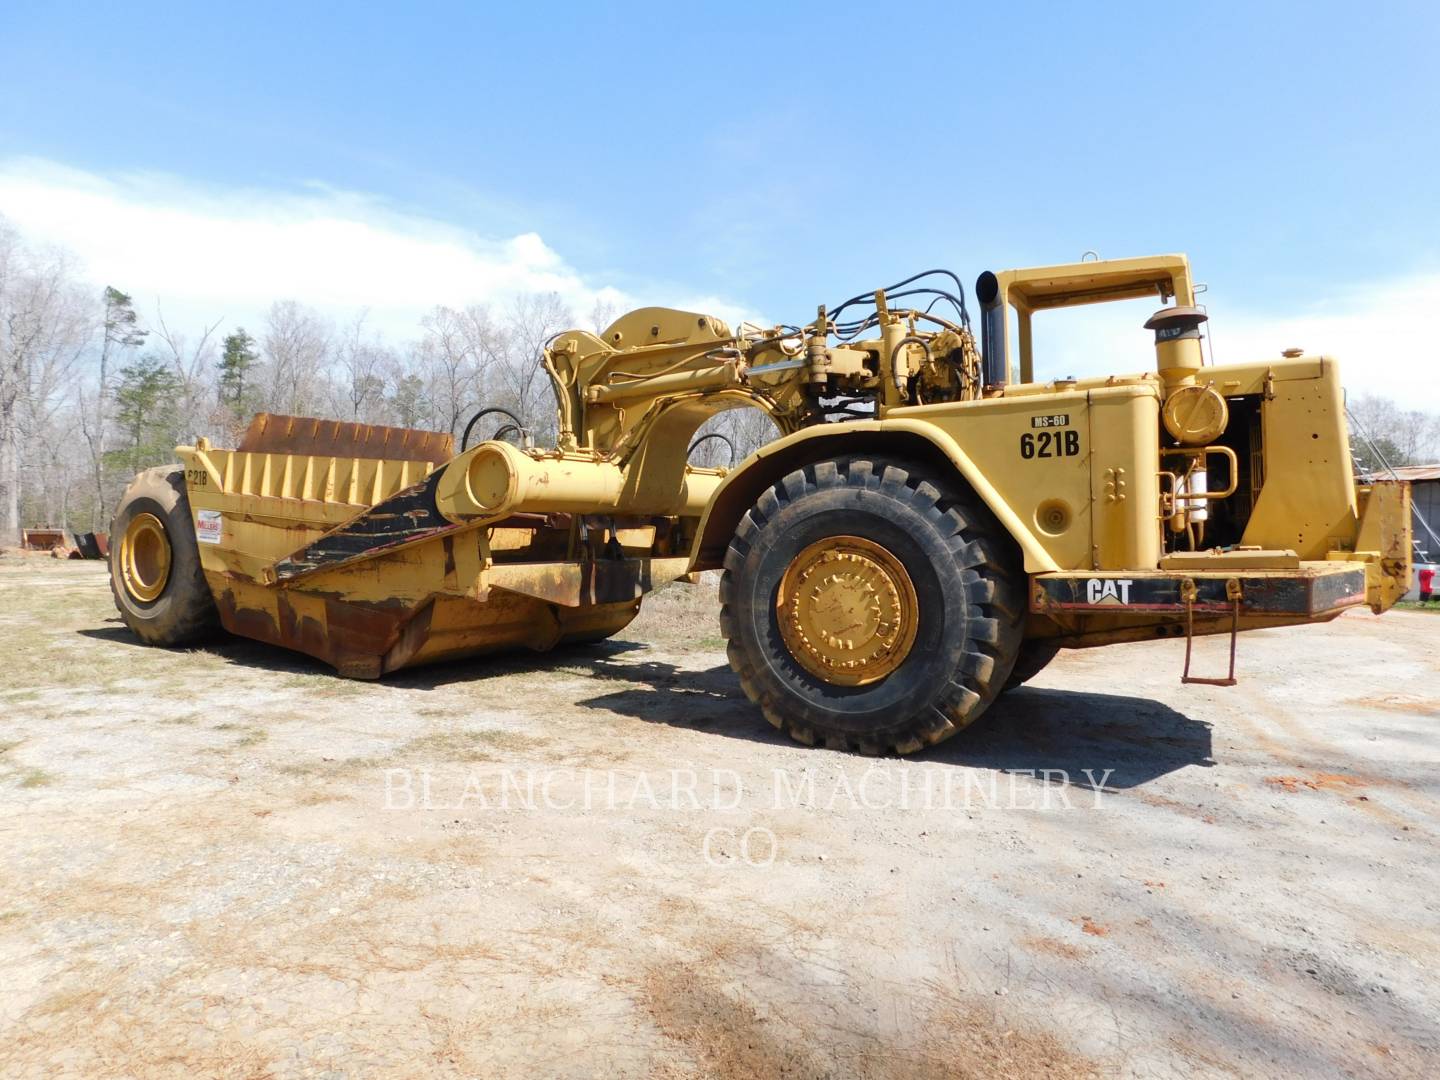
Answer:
[110,465,220,646]
[720,457,1025,755]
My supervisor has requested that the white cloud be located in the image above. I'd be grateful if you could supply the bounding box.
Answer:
[1025,274,1440,413]
[1217,277,1440,411]
[3,156,1432,411]
[0,156,760,341]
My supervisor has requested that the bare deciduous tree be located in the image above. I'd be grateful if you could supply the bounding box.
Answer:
[334,313,395,423]
[1349,394,1440,471]
[492,292,572,445]
[417,304,496,439]
[0,219,93,542]
[150,303,222,447]
[588,296,619,335]
[263,301,330,416]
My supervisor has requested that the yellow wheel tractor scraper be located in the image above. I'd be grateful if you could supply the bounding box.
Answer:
[110,254,1411,754]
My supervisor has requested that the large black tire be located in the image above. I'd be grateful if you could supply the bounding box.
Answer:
[1003,639,1062,692]
[109,465,220,645]
[720,457,1026,755]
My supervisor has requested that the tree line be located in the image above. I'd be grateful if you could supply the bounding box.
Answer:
[2,213,1437,544]
[0,216,777,544]
[1346,394,1440,476]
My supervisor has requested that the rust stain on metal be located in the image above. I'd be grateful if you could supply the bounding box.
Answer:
[214,585,408,679]
[238,412,453,465]
[21,529,68,550]
[382,599,435,673]
[486,557,676,607]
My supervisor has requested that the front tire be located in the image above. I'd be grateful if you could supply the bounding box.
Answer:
[720,457,1025,754]
[110,465,220,645]
[1002,639,1062,691]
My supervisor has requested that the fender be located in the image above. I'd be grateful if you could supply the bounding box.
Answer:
[689,419,1058,573]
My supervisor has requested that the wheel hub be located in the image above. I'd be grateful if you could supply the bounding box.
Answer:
[777,535,918,686]
[120,512,172,603]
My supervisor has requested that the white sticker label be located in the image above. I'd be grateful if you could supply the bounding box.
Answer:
[196,509,223,545]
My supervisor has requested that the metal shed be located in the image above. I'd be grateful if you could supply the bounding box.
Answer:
[1381,464,1440,562]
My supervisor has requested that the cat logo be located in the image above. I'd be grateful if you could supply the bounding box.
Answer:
[1086,578,1134,605]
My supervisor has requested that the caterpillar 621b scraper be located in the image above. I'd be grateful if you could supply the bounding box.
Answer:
[110,254,1410,754]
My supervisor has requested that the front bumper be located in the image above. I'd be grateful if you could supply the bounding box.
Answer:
[1030,562,1367,617]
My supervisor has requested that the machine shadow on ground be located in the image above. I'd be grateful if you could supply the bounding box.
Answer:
[571,650,1214,789]
[77,620,654,684]
[934,687,1214,789]
[79,622,1212,789]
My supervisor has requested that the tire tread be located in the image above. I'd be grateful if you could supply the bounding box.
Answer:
[720,454,1026,754]
[109,465,220,646]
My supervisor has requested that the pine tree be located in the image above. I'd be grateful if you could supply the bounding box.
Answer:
[107,355,181,477]
[104,287,146,352]
[85,286,147,526]
[218,328,260,414]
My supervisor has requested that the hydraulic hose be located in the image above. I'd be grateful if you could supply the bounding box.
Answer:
[460,407,527,452]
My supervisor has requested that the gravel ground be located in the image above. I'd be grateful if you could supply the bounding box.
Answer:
[1,554,1437,1078]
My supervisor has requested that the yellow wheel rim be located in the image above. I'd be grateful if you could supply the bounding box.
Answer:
[120,512,172,603]
[777,535,919,686]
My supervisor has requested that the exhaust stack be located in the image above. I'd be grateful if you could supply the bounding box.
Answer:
[974,270,1008,390]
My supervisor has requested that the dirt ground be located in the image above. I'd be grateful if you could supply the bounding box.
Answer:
[1,554,1437,1078]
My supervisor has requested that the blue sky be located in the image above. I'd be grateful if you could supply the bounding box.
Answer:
[2,1,1438,398]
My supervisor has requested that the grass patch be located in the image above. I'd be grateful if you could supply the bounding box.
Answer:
[405,729,542,762]
[294,790,350,806]
[626,579,724,651]
[550,663,606,678]
[1395,600,1440,614]
[277,672,371,698]
[279,755,385,777]
[206,725,268,752]
[314,682,369,698]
